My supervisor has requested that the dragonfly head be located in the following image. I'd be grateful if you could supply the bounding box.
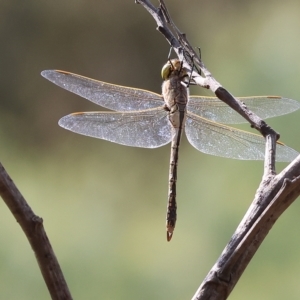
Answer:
[161,59,188,81]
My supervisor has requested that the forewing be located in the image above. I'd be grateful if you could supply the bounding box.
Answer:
[59,107,172,148]
[41,70,163,111]
[188,96,300,124]
[185,112,299,162]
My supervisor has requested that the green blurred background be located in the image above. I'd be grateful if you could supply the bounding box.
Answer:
[1,0,300,299]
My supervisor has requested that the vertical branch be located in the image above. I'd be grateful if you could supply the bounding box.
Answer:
[263,134,277,177]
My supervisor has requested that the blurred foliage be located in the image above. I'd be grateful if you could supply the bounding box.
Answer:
[1,0,300,299]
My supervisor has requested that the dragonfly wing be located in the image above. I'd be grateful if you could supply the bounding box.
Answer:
[41,70,164,111]
[185,112,299,162]
[59,107,172,148]
[188,96,300,124]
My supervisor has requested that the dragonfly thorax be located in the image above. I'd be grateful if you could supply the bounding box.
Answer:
[162,59,189,110]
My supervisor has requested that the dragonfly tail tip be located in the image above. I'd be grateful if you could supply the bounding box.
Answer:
[167,231,173,242]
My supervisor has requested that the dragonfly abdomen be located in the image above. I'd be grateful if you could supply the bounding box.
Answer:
[166,124,185,241]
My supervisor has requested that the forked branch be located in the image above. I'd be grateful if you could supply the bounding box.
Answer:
[192,157,300,299]
[136,1,300,299]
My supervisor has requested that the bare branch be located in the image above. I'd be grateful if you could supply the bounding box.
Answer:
[0,163,72,300]
[192,156,300,299]
[136,0,279,143]
[136,1,300,299]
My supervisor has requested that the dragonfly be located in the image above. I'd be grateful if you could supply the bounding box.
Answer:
[41,59,300,241]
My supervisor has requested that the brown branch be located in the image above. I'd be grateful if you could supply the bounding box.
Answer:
[136,1,300,299]
[0,163,72,300]
[136,0,279,141]
[192,156,300,299]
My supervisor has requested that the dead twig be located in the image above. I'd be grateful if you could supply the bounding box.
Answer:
[192,157,300,299]
[0,163,72,300]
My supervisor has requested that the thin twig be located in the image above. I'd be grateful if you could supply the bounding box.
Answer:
[0,163,72,300]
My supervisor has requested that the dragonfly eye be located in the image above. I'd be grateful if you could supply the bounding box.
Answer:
[161,59,185,80]
[161,62,172,80]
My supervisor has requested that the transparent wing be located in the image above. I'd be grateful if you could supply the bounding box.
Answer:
[188,96,300,124]
[41,70,164,111]
[185,112,299,162]
[59,107,172,148]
